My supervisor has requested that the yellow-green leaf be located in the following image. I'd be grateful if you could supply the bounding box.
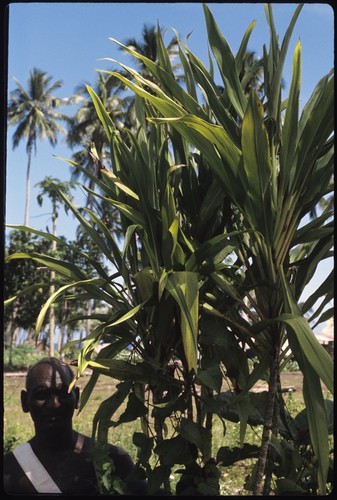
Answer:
[166,272,199,372]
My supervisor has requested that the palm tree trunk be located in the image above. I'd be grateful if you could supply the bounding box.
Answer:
[6,306,18,367]
[49,199,57,356]
[24,148,32,226]
[86,299,93,336]
[49,276,55,356]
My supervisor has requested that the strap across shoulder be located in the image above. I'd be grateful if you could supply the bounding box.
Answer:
[13,442,62,493]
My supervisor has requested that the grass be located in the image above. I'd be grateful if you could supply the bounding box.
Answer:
[3,367,309,495]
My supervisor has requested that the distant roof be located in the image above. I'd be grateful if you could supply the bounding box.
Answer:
[316,319,334,343]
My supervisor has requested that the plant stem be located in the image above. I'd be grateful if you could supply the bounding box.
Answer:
[152,386,171,493]
[263,371,281,495]
[253,331,280,495]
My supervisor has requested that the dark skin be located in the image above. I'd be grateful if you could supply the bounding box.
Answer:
[3,357,142,494]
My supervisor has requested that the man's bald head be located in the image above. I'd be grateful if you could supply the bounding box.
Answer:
[26,357,74,391]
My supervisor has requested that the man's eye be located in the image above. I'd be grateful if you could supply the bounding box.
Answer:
[33,390,49,401]
[31,388,72,401]
[58,389,71,399]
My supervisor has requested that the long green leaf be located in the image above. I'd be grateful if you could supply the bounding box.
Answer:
[6,224,67,245]
[83,186,146,226]
[88,359,178,387]
[100,169,139,201]
[92,381,131,440]
[292,214,333,246]
[203,4,247,118]
[235,20,257,72]
[301,270,333,315]
[43,180,114,259]
[4,282,49,305]
[166,272,199,372]
[6,252,86,280]
[82,207,124,274]
[241,90,272,240]
[280,313,333,392]
[103,66,185,118]
[279,40,301,196]
[105,42,204,119]
[86,85,114,139]
[184,46,239,139]
[293,233,333,300]
[302,364,329,495]
[265,3,303,120]
[103,299,149,329]
[286,343,330,496]
[175,32,198,101]
[280,271,333,392]
[78,370,100,413]
[296,72,334,185]
[35,277,107,333]
[280,267,331,494]
[149,114,241,182]
[311,307,334,331]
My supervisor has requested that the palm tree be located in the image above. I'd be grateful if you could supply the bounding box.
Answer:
[67,73,129,184]
[67,72,129,165]
[238,50,264,97]
[35,176,77,356]
[7,68,69,226]
[121,24,181,80]
[67,72,129,238]
[119,23,183,111]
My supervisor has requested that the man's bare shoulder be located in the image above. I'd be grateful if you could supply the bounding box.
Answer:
[3,449,37,494]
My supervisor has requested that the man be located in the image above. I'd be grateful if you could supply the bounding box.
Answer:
[3,357,146,494]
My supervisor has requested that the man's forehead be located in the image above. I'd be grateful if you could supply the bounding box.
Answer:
[28,362,72,388]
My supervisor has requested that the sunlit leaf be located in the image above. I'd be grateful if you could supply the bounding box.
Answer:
[165,272,199,372]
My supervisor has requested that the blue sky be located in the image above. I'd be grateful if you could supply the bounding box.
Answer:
[6,2,334,238]
[5,2,334,327]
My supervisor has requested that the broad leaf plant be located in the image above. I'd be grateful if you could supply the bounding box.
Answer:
[6,4,333,495]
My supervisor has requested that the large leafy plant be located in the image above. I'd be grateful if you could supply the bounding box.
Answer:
[6,3,333,495]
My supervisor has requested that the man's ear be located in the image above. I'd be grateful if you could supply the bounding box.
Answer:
[74,386,80,409]
[21,390,30,413]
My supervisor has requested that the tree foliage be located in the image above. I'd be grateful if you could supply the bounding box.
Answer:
[4,230,51,339]
[7,68,69,225]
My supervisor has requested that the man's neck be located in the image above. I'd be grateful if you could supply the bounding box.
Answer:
[32,429,77,453]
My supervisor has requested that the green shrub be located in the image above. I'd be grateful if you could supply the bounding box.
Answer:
[4,344,44,370]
